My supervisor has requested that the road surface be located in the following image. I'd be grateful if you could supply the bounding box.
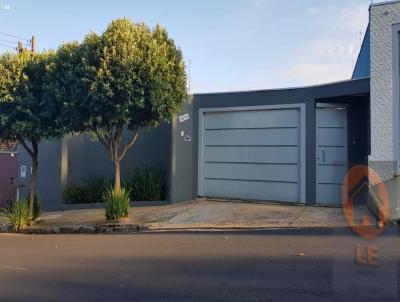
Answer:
[0,229,398,301]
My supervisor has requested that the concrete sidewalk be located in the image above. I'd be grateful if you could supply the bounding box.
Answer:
[7,199,376,232]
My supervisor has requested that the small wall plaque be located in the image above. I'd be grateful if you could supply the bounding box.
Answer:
[179,113,190,123]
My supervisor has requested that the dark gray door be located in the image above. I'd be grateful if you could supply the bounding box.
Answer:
[199,108,302,202]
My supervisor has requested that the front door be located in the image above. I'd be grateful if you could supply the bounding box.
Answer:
[316,106,347,205]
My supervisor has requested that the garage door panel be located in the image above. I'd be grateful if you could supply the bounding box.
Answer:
[205,128,299,146]
[204,146,299,164]
[204,109,299,129]
[200,107,302,203]
[247,181,298,202]
[203,179,299,202]
[204,162,299,182]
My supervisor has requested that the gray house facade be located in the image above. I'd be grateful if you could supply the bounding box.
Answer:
[17,1,400,216]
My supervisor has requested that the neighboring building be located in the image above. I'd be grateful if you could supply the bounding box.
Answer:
[17,1,400,218]
[0,141,18,208]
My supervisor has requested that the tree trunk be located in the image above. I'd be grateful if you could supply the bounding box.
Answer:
[29,152,38,219]
[19,139,39,220]
[114,160,121,192]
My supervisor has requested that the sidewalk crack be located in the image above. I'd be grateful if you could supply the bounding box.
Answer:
[288,207,306,226]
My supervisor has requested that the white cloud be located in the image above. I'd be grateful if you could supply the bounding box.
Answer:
[307,38,356,59]
[286,62,354,84]
[334,5,369,31]
[282,2,369,85]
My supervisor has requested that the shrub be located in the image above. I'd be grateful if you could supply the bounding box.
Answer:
[64,176,112,204]
[63,167,166,204]
[124,166,166,201]
[2,199,31,231]
[103,188,130,221]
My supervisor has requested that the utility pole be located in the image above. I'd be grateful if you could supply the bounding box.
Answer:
[188,59,191,94]
[30,35,35,53]
[15,35,35,53]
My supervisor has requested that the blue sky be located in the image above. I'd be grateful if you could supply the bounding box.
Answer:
[0,0,373,93]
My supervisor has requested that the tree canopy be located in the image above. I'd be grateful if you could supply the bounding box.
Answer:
[0,50,67,215]
[48,18,187,191]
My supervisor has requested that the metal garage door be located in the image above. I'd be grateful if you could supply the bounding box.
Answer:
[198,105,305,203]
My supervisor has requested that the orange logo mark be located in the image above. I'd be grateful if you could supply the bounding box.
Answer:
[342,165,389,239]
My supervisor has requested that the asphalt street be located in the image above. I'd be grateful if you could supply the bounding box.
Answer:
[0,228,398,302]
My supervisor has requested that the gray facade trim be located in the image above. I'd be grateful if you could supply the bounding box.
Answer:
[193,78,370,98]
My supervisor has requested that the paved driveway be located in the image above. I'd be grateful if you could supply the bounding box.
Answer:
[32,200,373,230]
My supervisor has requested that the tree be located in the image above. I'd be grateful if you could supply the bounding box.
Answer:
[0,50,66,216]
[50,19,187,192]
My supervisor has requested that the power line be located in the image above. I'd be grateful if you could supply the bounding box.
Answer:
[0,43,16,49]
[0,38,28,48]
[0,31,30,42]
[0,38,19,45]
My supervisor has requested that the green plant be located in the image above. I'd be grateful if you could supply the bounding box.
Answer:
[124,166,166,201]
[2,199,31,231]
[64,177,112,204]
[103,188,130,221]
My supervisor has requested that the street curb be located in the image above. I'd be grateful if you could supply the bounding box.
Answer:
[0,224,149,234]
[1,220,397,235]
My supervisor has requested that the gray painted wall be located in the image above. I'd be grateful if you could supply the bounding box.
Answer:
[18,139,63,211]
[169,98,194,203]
[18,124,172,210]
[66,125,171,185]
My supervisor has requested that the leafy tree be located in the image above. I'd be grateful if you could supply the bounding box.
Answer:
[50,19,187,192]
[0,50,65,216]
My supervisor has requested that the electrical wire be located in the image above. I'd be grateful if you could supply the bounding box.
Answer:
[0,42,16,49]
[0,38,19,45]
[0,31,29,42]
